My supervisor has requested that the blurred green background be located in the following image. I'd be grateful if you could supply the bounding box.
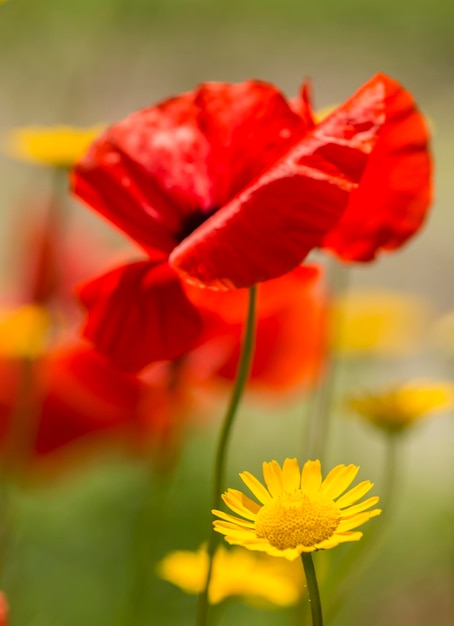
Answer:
[1,1,454,625]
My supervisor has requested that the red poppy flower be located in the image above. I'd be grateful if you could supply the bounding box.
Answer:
[72,75,389,369]
[0,343,193,474]
[320,77,432,261]
[0,593,7,626]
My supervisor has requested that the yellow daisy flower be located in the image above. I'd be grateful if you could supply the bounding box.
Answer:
[157,544,303,606]
[348,381,454,433]
[3,124,104,168]
[213,459,381,561]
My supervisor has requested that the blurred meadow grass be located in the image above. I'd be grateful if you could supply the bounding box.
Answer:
[1,1,454,625]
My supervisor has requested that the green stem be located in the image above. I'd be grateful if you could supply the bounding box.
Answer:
[301,553,324,626]
[302,260,349,464]
[324,432,401,622]
[121,469,170,626]
[196,285,258,626]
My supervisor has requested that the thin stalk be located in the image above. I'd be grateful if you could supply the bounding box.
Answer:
[301,553,324,626]
[324,432,401,622]
[302,259,349,464]
[196,285,258,626]
[122,469,170,626]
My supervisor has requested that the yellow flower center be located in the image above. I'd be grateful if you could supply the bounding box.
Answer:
[255,490,340,550]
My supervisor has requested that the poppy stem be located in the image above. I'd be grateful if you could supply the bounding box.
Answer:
[324,432,400,621]
[196,285,258,626]
[301,553,324,626]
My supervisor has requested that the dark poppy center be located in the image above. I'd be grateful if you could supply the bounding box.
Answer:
[178,207,219,242]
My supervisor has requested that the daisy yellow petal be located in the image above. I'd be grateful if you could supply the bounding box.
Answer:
[262,460,285,497]
[300,460,322,491]
[296,544,318,554]
[316,535,345,548]
[240,471,272,504]
[223,534,259,548]
[337,509,381,532]
[222,489,260,519]
[339,496,380,518]
[335,480,374,508]
[213,522,255,540]
[328,531,363,544]
[321,464,359,499]
[265,545,305,560]
[282,458,301,491]
[212,509,255,528]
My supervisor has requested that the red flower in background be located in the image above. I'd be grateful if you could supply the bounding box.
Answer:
[72,75,390,369]
[0,343,192,475]
[187,265,327,391]
[0,593,7,626]
[320,79,432,261]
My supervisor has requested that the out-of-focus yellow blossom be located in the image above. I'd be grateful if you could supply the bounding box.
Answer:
[331,289,431,356]
[3,125,104,168]
[157,544,303,607]
[0,305,50,358]
[347,381,454,433]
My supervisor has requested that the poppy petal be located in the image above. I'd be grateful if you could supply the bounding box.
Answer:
[322,73,432,261]
[73,81,306,258]
[170,75,387,289]
[35,344,143,455]
[72,92,212,257]
[186,265,327,389]
[194,80,306,207]
[78,261,203,371]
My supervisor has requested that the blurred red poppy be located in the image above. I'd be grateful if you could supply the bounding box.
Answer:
[0,593,7,626]
[187,265,328,391]
[0,343,192,475]
[73,75,391,368]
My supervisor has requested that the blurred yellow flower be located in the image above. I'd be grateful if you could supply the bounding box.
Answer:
[332,289,430,356]
[348,381,454,433]
[0,305,50,358]
[213,459,380,561]
[3,125,104,168]
[157,544,303,607]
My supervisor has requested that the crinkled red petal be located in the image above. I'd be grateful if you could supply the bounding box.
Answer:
[194,80,306,207]
[77,261,204,371]
[170,75,387,289]
[72,81,305,257]
[322,73,432,261]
